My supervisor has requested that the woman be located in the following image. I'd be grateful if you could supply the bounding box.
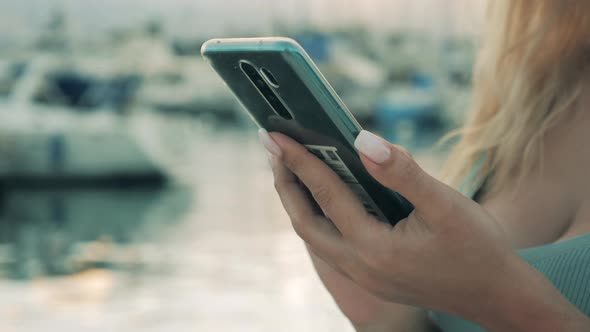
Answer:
[259,0,590,331]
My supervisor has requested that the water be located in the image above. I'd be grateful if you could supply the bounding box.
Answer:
[0,126,444,332]
[0,127,354,332]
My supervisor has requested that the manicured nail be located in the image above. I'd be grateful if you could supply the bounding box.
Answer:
[258,128,282,157]
[354,130,391,164]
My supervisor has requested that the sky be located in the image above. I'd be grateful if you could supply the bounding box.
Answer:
[0,0,486,42]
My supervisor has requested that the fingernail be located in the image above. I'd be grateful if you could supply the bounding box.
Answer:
[354,130,391,164]
[258,128,282,157]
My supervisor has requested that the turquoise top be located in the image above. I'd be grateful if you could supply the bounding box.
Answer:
[430,160,590,331]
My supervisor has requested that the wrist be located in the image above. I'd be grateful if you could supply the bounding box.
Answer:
[468,252,589,332]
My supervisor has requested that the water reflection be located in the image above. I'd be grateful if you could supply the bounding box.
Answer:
[0,186,193,278]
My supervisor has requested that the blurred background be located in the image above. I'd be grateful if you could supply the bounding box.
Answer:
[0,0,485,331]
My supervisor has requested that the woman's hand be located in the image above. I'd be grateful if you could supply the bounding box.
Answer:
[306,247,430,331]
[259,129,590,332]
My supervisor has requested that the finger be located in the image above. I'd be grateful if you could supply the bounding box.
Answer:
[270,155,351,260]
[269,132,376,242]
[270,153,320,220]
[354,130,455,221]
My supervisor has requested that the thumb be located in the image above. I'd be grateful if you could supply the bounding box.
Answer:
[354,130,453,218]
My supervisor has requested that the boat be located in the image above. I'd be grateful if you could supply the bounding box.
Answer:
[0,53,165,187]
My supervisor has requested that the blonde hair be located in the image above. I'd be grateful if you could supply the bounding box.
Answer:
[442,0,590,196]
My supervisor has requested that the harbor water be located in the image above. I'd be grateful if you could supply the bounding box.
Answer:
[0,126,351,331]
[0,124,443,332]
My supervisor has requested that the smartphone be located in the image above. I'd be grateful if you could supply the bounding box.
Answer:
[201,37,413,225]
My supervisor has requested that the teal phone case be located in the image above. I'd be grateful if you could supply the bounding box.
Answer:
[201,37,413,225]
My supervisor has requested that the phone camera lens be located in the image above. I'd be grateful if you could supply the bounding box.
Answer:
[240,60,293,120]
[240,62,257,76]
[260,67,279,87]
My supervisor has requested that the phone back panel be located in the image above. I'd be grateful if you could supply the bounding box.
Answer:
[202,37,413,225]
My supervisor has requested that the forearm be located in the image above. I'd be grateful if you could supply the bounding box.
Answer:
[354,305,436,332]
[468,254,590,332]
